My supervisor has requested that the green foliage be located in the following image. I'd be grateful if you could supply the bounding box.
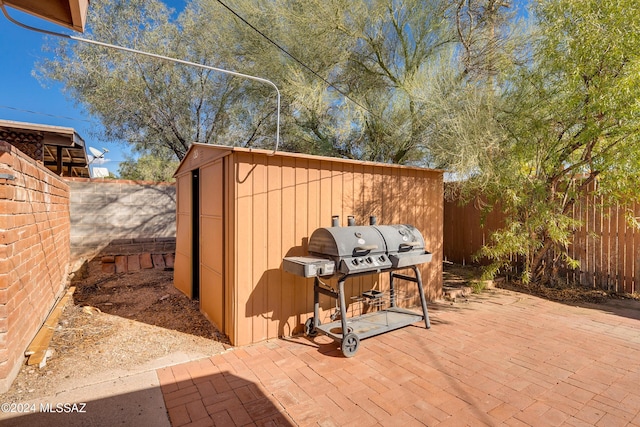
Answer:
[469,279,488,294]
[216,0,460,163]
[118,154,179,182]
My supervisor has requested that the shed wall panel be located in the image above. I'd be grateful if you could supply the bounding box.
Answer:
[199,160,225,329]
[266,156,283,339]
[200,265,224,330]
[174,174,192,297]
[319,166,333,232]
[250,155,268,343]
[279,156,298,337]
[235,155,254,346]
[223,156,236,344]
[294,160,310,333]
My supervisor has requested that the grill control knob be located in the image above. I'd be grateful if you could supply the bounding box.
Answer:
[378,255,386,262]
[366,257,373,264]
[351,259,359,266]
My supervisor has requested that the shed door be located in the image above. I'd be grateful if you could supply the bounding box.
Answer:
[199,159,225,330]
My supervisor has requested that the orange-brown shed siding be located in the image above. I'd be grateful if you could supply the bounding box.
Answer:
[174,144,443,346]
[174,172,192,297]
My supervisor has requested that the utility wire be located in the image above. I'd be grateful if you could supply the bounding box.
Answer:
[214,0,376,119]
[0,105,94,123]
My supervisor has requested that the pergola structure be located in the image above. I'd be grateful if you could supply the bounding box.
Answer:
[0,119,90,178]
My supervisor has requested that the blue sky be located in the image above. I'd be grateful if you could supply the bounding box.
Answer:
[0,1,186,175]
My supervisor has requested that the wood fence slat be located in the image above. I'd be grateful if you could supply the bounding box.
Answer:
[583,191,593,287]
[616,202,624,292]
[569,191,577,284]
[577,195,586,286]
[634,201,640,294]
[599,201,611,289]
[609,203,617,292]
[624,203,633,293]
[593,193,603,288]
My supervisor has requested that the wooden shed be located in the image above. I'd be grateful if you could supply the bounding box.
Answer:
[173,144,443,346]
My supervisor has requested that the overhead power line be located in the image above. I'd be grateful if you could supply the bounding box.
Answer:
[0,105,94,123]
[214,0,374,117]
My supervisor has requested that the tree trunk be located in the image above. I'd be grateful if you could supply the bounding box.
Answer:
[530,237,555,284]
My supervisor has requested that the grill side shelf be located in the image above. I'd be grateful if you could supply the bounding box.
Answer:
[283,256,335,278]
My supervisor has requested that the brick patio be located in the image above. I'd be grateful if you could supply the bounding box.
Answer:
[157,289,640,426]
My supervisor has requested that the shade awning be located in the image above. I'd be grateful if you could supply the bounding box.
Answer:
[2,0,89,32]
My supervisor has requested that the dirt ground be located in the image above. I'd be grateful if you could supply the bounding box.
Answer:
[2,261,638,405]
[0,260,229,404]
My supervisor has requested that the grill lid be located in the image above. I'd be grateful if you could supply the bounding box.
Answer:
[308,226,386,258]
[375,225,425,255]
[375,224,431,268]
[308,225,392,274]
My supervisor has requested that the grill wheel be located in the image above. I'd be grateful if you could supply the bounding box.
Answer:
[304,317,319,337]
[341,333,360,357]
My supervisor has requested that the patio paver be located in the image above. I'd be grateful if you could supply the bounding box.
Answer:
[157,289,640,426]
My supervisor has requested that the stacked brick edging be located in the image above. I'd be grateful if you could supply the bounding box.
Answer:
[65,177,176,261]
[97,237,176,257]
[0,141,70,393]
[101,252,175,273]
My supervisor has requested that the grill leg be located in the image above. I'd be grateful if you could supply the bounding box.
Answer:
[338,278,349,337]
[412,266,431,329]
[389,271,396,308]
[313,277,320,331]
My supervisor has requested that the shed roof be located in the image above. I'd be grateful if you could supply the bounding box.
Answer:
[174,143,443,178]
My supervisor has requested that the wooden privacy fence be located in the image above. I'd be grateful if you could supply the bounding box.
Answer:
[444,192,640,294]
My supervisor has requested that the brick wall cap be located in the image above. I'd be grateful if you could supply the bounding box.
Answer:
[64,177,175,186]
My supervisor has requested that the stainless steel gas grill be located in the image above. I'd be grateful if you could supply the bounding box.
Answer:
[283,216,432,357]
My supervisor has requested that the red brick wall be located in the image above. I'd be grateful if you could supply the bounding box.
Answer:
[0,141,70,393]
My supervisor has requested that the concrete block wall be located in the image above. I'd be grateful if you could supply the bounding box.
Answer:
[66,178,176,261]
[0,141,70,393]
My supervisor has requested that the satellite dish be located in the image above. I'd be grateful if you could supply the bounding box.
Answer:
[89,146,109,158]
[88,147,110,164]
[89,146,103,157]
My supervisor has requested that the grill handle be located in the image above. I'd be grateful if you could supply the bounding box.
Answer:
[354,244,378,252]
[400,242,420,248]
